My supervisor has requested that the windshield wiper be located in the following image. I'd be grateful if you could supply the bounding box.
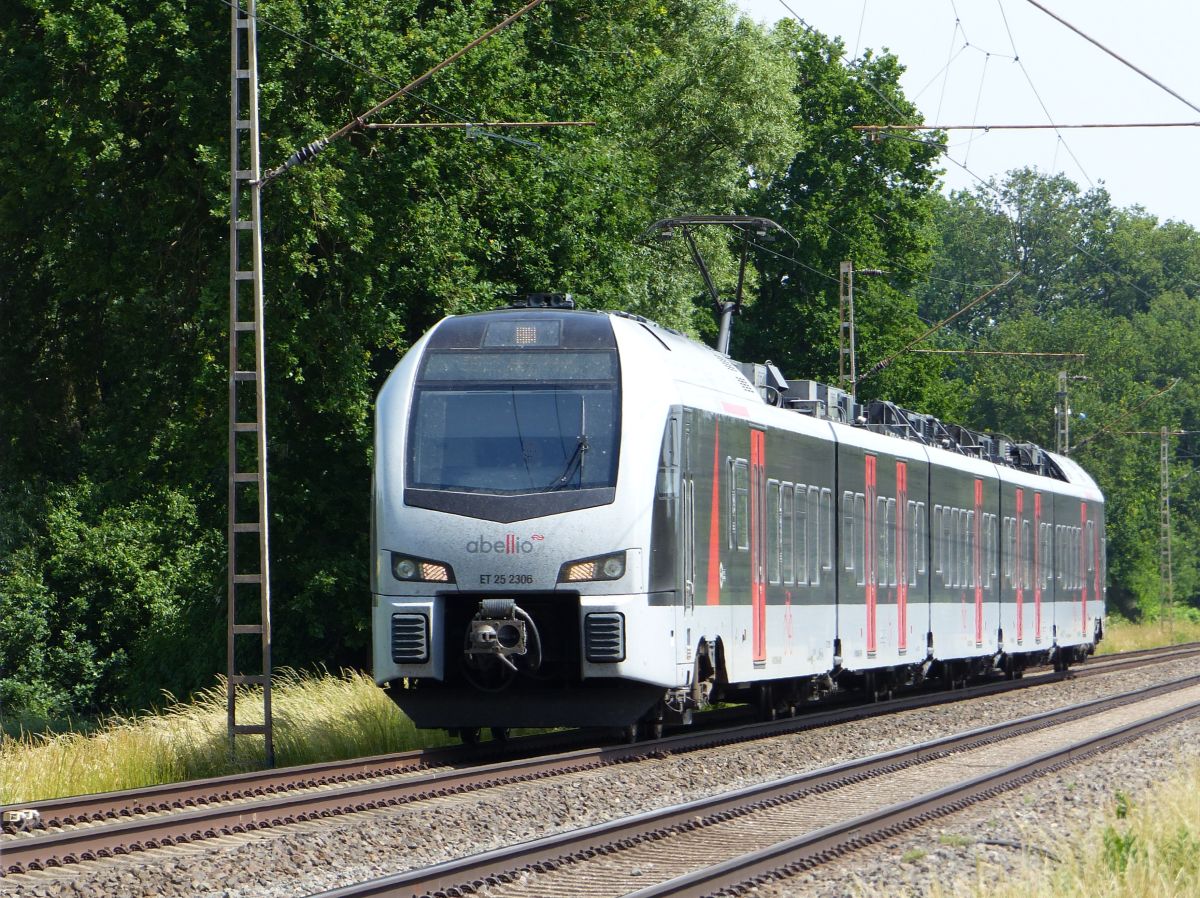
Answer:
[547,397,588,490]
[548,435,588,490]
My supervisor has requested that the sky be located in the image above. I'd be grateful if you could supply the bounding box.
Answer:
[734,0,1200,228]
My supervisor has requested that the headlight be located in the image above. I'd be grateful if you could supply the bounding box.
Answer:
[391,553,454,583]
[558,551,626,583]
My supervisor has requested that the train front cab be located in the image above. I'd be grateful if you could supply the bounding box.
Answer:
[372,309,702,731]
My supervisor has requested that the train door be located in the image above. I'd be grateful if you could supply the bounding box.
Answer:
[682,478,696,613]
[865,454,877,656]
[1079,501,1090,639]
[675,411,698,675]
[896,460,908,655]
[750,429,767,664]
[677,411,696,615]
[1034,491,1044,644]
[974,478,984,648]
[748,432,768,662]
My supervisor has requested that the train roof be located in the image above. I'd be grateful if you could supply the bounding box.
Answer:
[443,301,1088,490]
[602,308,1082,488]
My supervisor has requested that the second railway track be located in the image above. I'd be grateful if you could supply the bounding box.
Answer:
[312,674,1200,898]
[4,642,1199,887]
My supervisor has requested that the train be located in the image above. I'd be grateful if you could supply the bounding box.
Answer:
[371,293,1105,740]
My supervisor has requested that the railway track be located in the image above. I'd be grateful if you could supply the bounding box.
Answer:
[3,641,1198,880]
[311,673,1200,898]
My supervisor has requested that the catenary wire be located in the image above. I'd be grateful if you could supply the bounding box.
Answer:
[932,18,960,120]
[216,0,485,129]
[964,51,992,168]
[224,0,1015,300]
[226,0,1182,342]
[261,0,551,183]
[840,0,1166,308]
[1023,0,1200,117]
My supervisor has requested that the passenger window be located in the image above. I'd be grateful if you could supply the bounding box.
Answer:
[1019,519,1029,590]
[989,514,998,588]
[812,486,826,583]
[876,496,889,587]
[1003,517,1014,585]
[730,458,749,551]
[932,505,943,576]
[959,509,969,589]
[1086,520,1095,574]
[887,497,897,587]
[797,485,809,585]
[906,501,917,585]
[948,509,959,588]
[918,502,928,577]
[782,483,794,584]
[768,480,781,584]
[821,488,834,572]
[1056,525,1064,584]
[966,510,976,589]
[855,493,867,587]
[841,490,854,576]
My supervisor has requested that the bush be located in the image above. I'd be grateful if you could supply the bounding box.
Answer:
[0,478,223,719]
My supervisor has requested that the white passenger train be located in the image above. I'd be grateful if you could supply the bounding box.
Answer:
[371,296,1105,739]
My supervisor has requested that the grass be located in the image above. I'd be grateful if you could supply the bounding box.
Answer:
[0,669,451,805]
[972,757,1200,898]
[939,833,974,848]
[1097,614,1200,655]
[3,616,1197,806]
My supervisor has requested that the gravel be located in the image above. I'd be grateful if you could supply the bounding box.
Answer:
[751,717,1200,898]
[5,656,1199,898]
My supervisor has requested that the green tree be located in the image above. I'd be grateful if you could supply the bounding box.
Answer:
[735,24,952,415]
[0,0,802,716]
[922,169,1200,619]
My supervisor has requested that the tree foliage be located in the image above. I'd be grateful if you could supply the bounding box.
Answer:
[735,25,956,416]
[921,170,1200,620]
[1,0,804,716]
[4,1,1198,719]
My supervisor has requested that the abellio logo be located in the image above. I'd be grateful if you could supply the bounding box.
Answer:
[466,533,545,554]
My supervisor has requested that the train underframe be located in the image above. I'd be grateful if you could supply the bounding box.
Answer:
[382,592,1100,740]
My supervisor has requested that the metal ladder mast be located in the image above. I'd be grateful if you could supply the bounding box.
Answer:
[1160,426,1173,633]
[838,262,856,397]
[1055,371,1070,456]
[227,0,273,765]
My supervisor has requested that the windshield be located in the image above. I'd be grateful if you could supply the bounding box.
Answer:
[408,350,620,494]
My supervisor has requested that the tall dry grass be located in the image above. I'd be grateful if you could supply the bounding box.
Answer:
[968,757,1200,898]
[0,669,449,805]
[1097,615,1200,655]
[5,617,1197,805]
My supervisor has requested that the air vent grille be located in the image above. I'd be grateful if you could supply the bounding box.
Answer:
[584,612,625,662]
[391,613,429,663]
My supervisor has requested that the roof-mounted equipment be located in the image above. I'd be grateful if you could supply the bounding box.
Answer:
[509,293,575,310]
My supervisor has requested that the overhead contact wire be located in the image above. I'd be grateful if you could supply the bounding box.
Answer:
[856,271,1021,387]
[1023,0,1200,117]
[260,0,551,184]
[216,0,479,129]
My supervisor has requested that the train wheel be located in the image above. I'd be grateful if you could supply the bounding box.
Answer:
[866,672,891,703]
[459,728,481,746]
[643,718,664,741]
[623,722,640,744]
[757,685,777,721]
[490,727,511,743]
